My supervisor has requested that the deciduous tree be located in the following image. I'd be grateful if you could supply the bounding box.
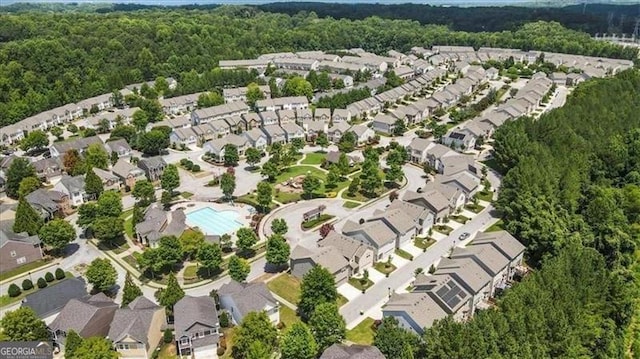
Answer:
[86,258,117,293]
[280,321,318,359]
[20,130,49,151]
[236,227,258,254]
[270,218,288,235]
[302,175,321,199]
[220,172,236,200]
[92,217,124,244]
[245,147,262,168]
[39,219,75,252]
[224,144,239,167]
[161,164,180,193]
[73,336,119,359]
[299,266,337,321]
[256,182,273,212]
[308,302,346,352]
[233,311,278,359]
[228,255,250,282]
[0,307,49,341]
[265,234,290,270]
[85,143,109,169]
[132,180,156,206]
[17,176,41,198]
[196,242,223,277]
[63,149,85,176]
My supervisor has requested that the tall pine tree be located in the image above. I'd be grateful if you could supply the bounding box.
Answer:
[84,167,104,200]
[13,199,44,235]
[121,272,143,308]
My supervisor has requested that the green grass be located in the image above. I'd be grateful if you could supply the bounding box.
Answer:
[274,190,302,204]
[120,208,133,219]
[486,220,505,232]
[475,190,493,202]
[337,294,348,307]
[279,305,301,328]
[157,343,178,359]
[300,152,326,165]
[275,165,327,185]
[0,260,49,281]
[122,254,138,269]
[374,261,397,275]
[465,203,485,213]
[414,237,436,250]
[481,158,501,174]
[181,191,194,199]
[184,265,198,278]
[395,248,414,261]
[267,274,301,305]
[342,201,361,209]
[236,193,278,211]
[434,225,454,235]
[451,214,471,224]
[348,277,374,291]
[301,214,334,229]
[124,216,134,239]
[346,317,376,345]
[340,189,369,203]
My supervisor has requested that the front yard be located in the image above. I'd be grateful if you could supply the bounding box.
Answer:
[267,274,301,305]
[486,219,505,232]
[414,237,436,250]
[348,277,374,291]
[450,214,471,224]
[395,248,414,261]
[279,305,300,328]
[374,261,397,275]
[346,317,376,345]
[465,203,485,213]
[434,225,454,235]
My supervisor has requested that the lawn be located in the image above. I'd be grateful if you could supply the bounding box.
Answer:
[340,189,369,203]
[279,305,301,328]
[395,248,414,261]
[451,214,470,224]
[124,216,134,239]
[301,214,334,229]
[481,158,501,173]
[346,317,376,345]
[220,328,236,359]
[236,193,277,211]
[300,152,326,165]
[342,201,360,209]
[0,260,49,281]
[183,265,201,285]
[337,294,348,307]
[414,237,436,250]
[434,225,454,235]
[275,165,327,185]
[486,219,505,232]
[181,191,194,199]
[465,203,485,213]
[348,277,374,291]
[122,254,138,269]
[475,190,493,202]
[267,274,301,305]
[274,190,302,204]
[157,343,178,359]
[97,236,130,254]
[374,261,397,275]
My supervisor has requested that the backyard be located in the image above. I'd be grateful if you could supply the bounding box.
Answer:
[267,274,301,305]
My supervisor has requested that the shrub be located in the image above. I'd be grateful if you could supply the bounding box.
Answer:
[219,311,230,328]
[55,268,66,280]
[37,278,48,288]
[8,284,21,297]
[217,347,225,356]
[45,272,55,282]
[180,158,190,166]
[163,329,173,344]
[191,164,200,172]
[22,279,34,291]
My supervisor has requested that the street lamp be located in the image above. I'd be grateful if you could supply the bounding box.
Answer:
[28,271,33,282]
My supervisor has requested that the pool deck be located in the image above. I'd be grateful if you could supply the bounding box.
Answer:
[180,201,255,237]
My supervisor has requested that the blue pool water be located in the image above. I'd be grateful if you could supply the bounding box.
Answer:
[186,207,243,236]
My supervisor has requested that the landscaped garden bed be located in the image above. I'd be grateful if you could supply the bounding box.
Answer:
[414,237,436,250]
[301,214,334,229]
[450,214,470,224]
[465,203,485,213]
[434,225,454,235]
[374,261,397,275]
[348,276,374,291]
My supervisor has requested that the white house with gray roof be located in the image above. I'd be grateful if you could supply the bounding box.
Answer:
[260,125,287,145]
[371,113,399,135]
[53,175,87,206]
[108,296,166,359]
[174,296,220,359]
[435,257,493,316]
[367,207,418,248]
[255,96,308,112]
[290,245,351,286]
[191,102,249,125]
[403,190,450,223]
[318,231,375,275]
[218,280,279,325]
[349,124,375,146]
[104,139,133,158]
[170,127,198,147]
[223,85,271,103]
[382,292,448,335]
[281,122,305,143]
[342,220,397,260]
[331,109,351,124]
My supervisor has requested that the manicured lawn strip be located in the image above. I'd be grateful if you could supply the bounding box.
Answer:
[343,201,360,209]
[486,219,505,232]
[0,260,49,282]
[124,216,134,239]
[348,277,374,291]
[395,248,414,261]
[181,191,194,199]
[300,152,326,165]
[267,274,301,305]
[374,262,397,275]
[0,273,72,307]
[279,305,301,328]
[274,191,301,204]
[123,254,139,269]
[236,193,278,211]
[301,214,334,229]
[465,204,485,213]
[337,294,348,307]
[346,317,376,345]
[434,225,454,235]
[414,237,436,250]
[451,214,470,224]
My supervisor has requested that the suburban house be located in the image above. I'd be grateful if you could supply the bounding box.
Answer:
[241,128,268,150]
[327,122,352,143]
[301,120,328,140]
[26,189,70,219]
[371,113,399,135]
[49,293,119,347]
[160,93,201,115]
[135,206,186,248]
[223,85,271,103]
[290,245,351,286]
[170,127,198,147]
[241,112,262,130]
[413,273,472,323]
[314,108,331,123]
[296,108,313,123]
[153,117,191,130]
[331,109,351,124]
[349,125,375,146]
[342,220,397,260]
[33,157,63,184]
[450,244,512,297]
[218,280,280,325]
[0,229,43,274]
[320,344,385,359]
[403,190,450,223]
[137,156,167,182]
[191,102,249,125]
[260,125,287,145]
[174,296,220,359]
[407,138,433,164]
[112,159,146,190]
[54,175,87,206]
[88,168,119,192]
[108,296,166,359]
[49,136,103,158]
[442,129,477,150]
[470,231,525,281]
[104,139,133,158]
[259,110,279,127]
[218,59,270,72]
[325,151,360,167]
[434,257,493,316]
[22,277,88,323]
[382,292,448,335]
[277,109,297,125]
[318,231,376,275]
[203,134,248,162]
[281,122,305,143]
[423,181,467,211]
[388,199,435,235]
[366,208,418,248]
[255,96,309,112]
[439,171,481,199]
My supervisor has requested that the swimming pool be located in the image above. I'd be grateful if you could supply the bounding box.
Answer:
[186,207,243,236]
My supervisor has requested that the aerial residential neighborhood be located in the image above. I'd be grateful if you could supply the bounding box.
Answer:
[0,2,639,359]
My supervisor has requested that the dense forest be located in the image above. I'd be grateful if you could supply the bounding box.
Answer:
[257,3,640,34]
[1,7,638,126]
[417,69,640,358]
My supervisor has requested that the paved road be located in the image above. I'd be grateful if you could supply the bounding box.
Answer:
[340,203,500,327]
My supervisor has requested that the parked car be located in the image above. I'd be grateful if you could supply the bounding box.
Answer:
[459,232,470,240]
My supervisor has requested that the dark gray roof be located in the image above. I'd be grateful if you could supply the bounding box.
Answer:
[218,281,277,318]
[60,175,85,193]
[138,156,167,170]
[108,296,162,345]
[51,136,102,155]
[174,296,219,340]
[22,277,88,318]
[320,344,385,359]
[48,293,118,338]
[0,229,41,248]
[104,138,132,153]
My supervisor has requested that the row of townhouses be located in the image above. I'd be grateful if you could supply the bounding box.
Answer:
[382,230,525,335]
